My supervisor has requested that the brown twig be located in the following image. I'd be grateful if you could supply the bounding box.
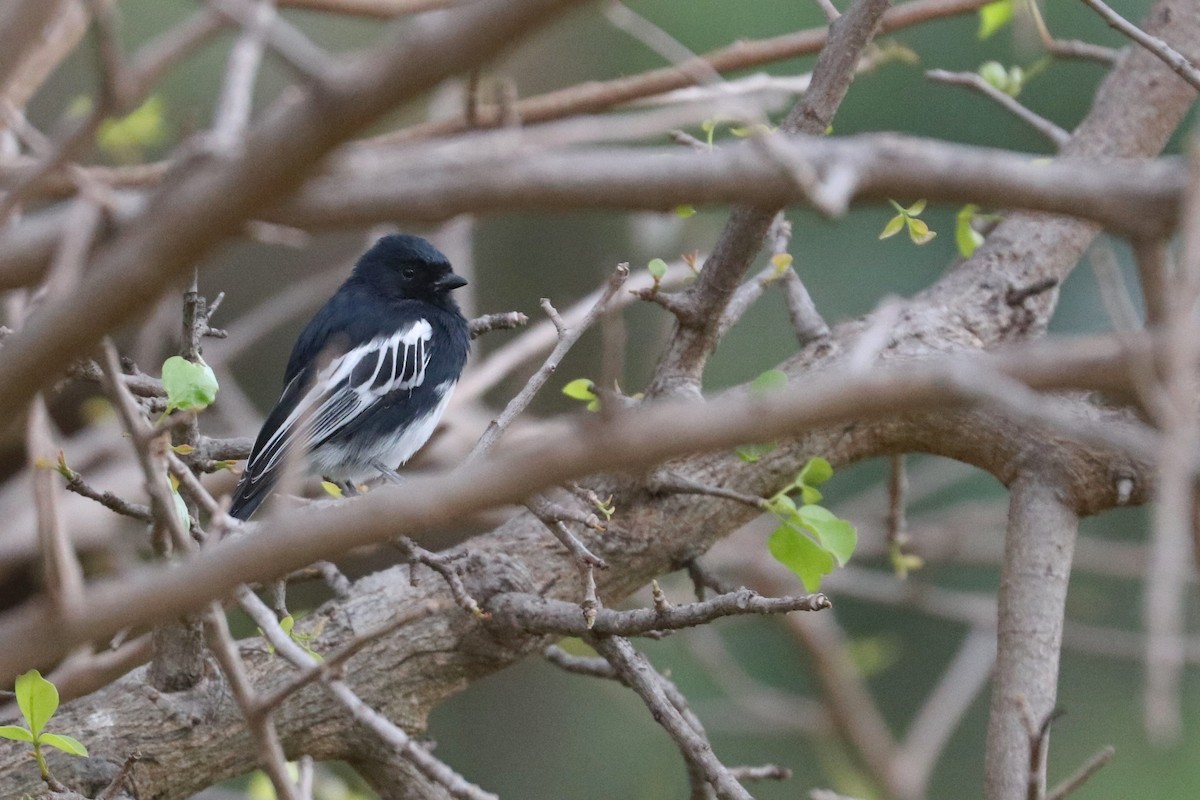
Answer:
[468,262,630,459]
[1077,0,1200,90]
[589,634,753,800]
[205,602,298,800]
[926,69,1070,149]
[487,588,830,637]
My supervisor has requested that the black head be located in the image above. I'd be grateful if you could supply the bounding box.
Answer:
[351,234,468,302]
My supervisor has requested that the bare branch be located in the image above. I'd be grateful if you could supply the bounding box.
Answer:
[468,263,629,459]
[926,69,1070,148]
[487,588,830,637]
[1044,746,1115,800]
[1077,0,1200,90]
[590,634,752,800]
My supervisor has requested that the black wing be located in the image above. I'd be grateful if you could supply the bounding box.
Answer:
[228,319,432,519]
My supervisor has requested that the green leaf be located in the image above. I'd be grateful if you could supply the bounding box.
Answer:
[977,0,1013,39]
[320,480,344,498]
[674,205,696,218]
[14,670,58,738]
[279,615,295,634]
[562,378,597,402]
[170,482,190,529]
[247,770,277,800]
[647,258,668,280]
[887,198,906,214]
[161,355,219,413]
[797,505,858,565]
[978,61,1009,92]
[0,725,32,742]
[904,199,927,216]
[907,218,937,245]
[798,456,833,488]
[38,733,87,757]
[768,524,835,592]
[955,205,985,258]
[879,214,906,240]
[1005,65,1025,97]
[735,442,776,463]
[750,369,788,394]
[800,484,823,504]
[768,493,798,517]
[97,96,168,163]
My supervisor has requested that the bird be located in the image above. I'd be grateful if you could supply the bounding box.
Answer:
[228,234,470,520]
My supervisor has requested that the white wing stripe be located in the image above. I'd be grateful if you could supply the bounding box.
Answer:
[248,319,434,478]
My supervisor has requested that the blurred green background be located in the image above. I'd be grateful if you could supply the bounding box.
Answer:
[27,0,1200,797]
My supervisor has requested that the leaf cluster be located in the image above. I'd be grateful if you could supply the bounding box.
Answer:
[0,671,88,782]
[765,458,858,592]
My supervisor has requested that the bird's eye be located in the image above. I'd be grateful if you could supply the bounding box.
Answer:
[401,267,416,279]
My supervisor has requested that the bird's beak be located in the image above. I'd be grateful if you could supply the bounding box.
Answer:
[435,274,468,292]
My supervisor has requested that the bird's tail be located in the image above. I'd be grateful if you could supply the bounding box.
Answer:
[227,473,276,521]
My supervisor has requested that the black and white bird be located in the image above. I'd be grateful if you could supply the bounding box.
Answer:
[229,234,470,520]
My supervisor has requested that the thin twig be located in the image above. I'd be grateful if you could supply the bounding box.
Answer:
[58,456,153,523]
[926,69,1070,148]
[1076,0,1200,90]
[210,0,275,149]
[238,589,496,800]
[1045,745,1115,800]
[468,263,630,459]
[590,634,753,800]
[487,588,830,637]
[468,311,529,338]
[205,602,299,800]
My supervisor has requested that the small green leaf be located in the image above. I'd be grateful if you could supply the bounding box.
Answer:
[14,670,58,738]
[647,258,668,280]
[955,205,985,258]
[0,725,33,742]
[97,95,168,163]
[879,214,906,240]
[769,493,798,517]
[280,615,295,634]
[1005,65,1025,97]
[887,198,907,214]
[170,481,190,529]
[800,484,823,504]
[904,199,927,216]
[770,253,794,273]
[907,218,937,245]
[977,0,1013,39]
[562,378,597,402]
[735,442,776,463]
[171,443,195,455]
[38,733,88,757]
[320,480,344,498]
[797,505,858,565]
[979,61,1009,92]
[750,369,788,394]
[675,205,696,218]
[798,456,833,488]
[161,355,219,413]
[768,524,835,592]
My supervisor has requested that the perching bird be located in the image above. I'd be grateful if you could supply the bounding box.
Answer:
[229,234,470,520]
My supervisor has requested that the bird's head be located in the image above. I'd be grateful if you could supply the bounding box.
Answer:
[352,234,469,302]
